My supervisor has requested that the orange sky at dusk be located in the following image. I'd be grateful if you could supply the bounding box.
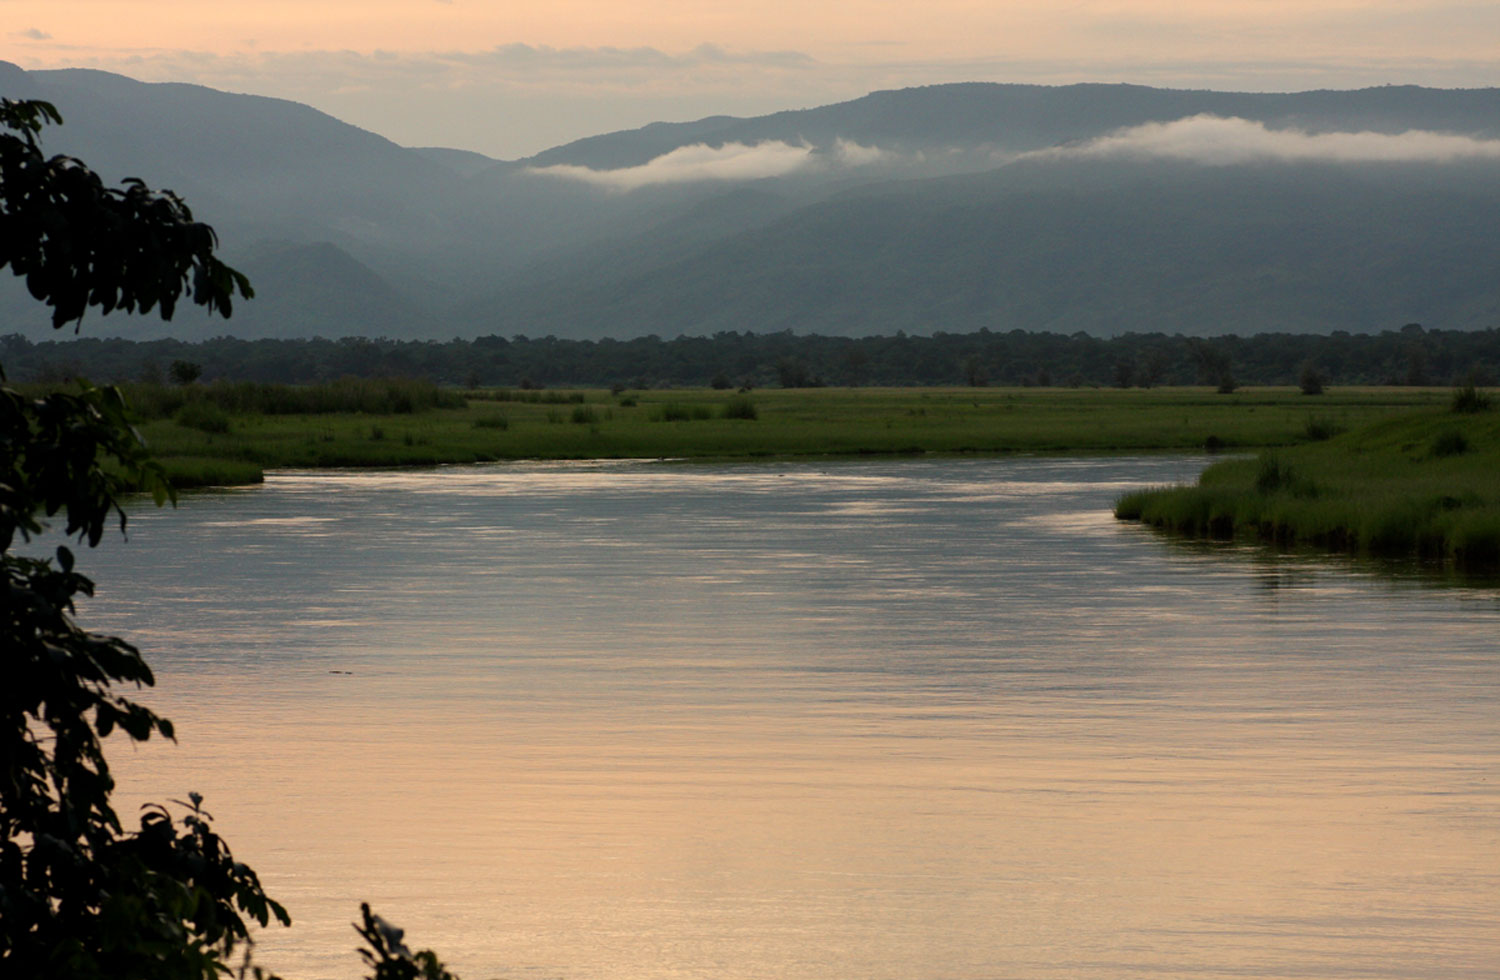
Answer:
[4,1,1499,156]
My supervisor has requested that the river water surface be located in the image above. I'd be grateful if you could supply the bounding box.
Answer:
[78,457,1499,980]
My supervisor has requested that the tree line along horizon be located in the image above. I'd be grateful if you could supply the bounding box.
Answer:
[4,323,1498,392]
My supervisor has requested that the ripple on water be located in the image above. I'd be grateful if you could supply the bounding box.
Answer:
[66,456,1500,980]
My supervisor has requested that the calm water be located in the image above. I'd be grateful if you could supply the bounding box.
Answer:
[74,457,1499,980]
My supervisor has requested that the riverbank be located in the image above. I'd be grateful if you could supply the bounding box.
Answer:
[109,383,1451,488]
[1115,389,1500,569]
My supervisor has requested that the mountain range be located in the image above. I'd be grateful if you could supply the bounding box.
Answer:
[3,61,1499,341]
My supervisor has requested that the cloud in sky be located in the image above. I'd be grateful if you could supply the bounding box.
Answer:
[3,0,1497,65]
[17,42,814,92]
[7,38,1500,158]
[1040,115,1500,165]
[15,28,52,41]
[442,41,813,73]
[5,44,828,157]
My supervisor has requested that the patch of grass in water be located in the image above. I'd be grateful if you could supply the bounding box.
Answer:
[1117,405,1500,572]
[152,456,264,489]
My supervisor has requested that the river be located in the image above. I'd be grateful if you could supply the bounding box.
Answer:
[74,456,1499,980]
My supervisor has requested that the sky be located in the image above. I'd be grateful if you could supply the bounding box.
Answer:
[3,1,1499,159]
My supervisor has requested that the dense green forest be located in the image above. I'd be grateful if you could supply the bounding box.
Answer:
[4,324,1497,389]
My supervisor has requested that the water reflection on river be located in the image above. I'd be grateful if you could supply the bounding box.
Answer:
[84,457,1499,980]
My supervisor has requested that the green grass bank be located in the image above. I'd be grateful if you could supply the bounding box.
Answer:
[87,382,1453,488]
[1115,388,1500,569]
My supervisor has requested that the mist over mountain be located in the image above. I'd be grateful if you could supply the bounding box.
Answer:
[527,159,1500,337]
[3,61,1498,341]
[521,83,1500,171]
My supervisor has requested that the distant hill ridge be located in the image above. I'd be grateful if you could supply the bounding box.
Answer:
[2,63,1498,340]
[521,82,1500,169]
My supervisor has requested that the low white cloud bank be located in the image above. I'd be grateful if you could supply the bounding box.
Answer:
[1042,114,1500,165]
[832,138,890,166]
[527,138,893,190]
[528,141,814,189]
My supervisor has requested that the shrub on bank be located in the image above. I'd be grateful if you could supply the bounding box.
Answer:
[473,388,586,405]
[1430,430,1468,457]
[1451,383,1492,414]
[1302,416,1344,441]
[149,456,264,488]
[654,402,713,422]
[720,397,758,420]
[1447,513,1500,566]
[1298,361,1326,395]
[122,377,467,418]
[175,401,231,434]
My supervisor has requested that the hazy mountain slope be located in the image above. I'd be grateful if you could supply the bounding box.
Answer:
[517,83,1500,170]
[0,241,427,340]
[5,62,1500,341]
[0,60,793,330]
[470,186,805,299]
[211,241,435,340]
[10,67,459,243]
[523,115,744,170]
[412,146,505,177]
[0,61,483,335]
[458,158,1500,338]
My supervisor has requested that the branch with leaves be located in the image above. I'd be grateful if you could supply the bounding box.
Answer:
[0,98,252,328]
[2,95,457,979]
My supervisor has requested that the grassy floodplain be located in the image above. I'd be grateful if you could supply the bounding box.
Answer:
[65,378,1455,488]
[1116,388,1500,570]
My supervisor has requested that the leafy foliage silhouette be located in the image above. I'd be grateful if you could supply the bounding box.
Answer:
[1,98,456,979]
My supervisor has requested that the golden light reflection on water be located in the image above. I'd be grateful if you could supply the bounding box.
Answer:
[91,459,1500,980]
